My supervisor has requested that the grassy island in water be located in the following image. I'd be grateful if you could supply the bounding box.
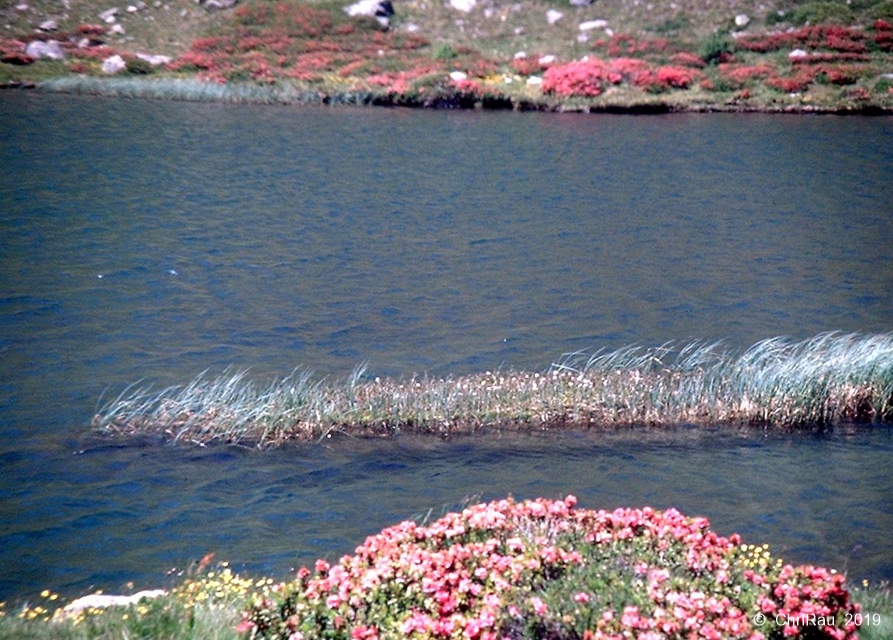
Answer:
[93,332,893,447]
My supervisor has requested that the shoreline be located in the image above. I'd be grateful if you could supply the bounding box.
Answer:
[3,75,893,114]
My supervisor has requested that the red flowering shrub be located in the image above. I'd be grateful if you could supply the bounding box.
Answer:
[160,0,444,86]
[634,65,704,92]
[737,26,867,54]
[511,55,553,76]
[595,33,670,57]
[814,65,863,85]
[542,57,649,97]
[736,33,794,53]
[69,60,90,73]
[790,52,870,63]
[542,58,611,97]
[718,63,775,88]
[671,51,706,68]
[450,78,483,95]
[76,23,106,36]
[238,496,860,639]
[766,71,814,93]
[874,31,893,52]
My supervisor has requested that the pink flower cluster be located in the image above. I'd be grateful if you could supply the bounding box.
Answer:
[239,496,860,639]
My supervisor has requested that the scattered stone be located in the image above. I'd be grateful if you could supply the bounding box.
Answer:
[102,53,126,73]
[577,33,588,43]
[734,14,750,28]
[513,26,524,35]
[514,51,526,59]
[538,54,556,65]
[15,3,29,10]
[789,48,807,58]
[62,591,167,617]
[127,4,139,11]
[578,19,607,31]
[569,0,593,6]
[109,23,125,34]
[38,19,58,31]
[24,39,65,59]
[402,22,419,32]
[345,0,393,28]
[449,70,467,81]
[137,52,171,65]
[546,9,563,24]
[449,0,475,13]
[527,76,542,85]
[99,7,119,21]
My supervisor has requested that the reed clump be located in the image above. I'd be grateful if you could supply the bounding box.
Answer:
[93,332,893,447]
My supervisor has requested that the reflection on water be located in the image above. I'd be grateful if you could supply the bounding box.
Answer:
[0,93,891,600]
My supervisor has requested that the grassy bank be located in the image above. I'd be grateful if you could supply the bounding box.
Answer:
[2,498,892,639]
[3,0,893,111]
[93,332,893,447]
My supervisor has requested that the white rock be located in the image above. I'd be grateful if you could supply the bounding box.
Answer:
[127,4,139,11]
[63,591,167,616]
[345,0,393,27]
[109,23,125,34]
[102,53,126,73]
[526,76,542,85]
[578,19,607,31]
[576,33,588,43]
[449,0,475,13]
[449,70,467,81]
[99,7,119,20]
[546,9,563,24]
[38,19,58,31]
[345,0,377,16]
[538,54,556,65]
[514,51,527,59]
[789,48,808,58]
[15,3,29,10]
[25,39,65,59]
[734,14,750,28]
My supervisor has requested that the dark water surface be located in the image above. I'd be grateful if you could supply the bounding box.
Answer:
[1,92,892,600]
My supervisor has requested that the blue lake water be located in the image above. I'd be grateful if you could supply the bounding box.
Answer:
[0,92,892,601]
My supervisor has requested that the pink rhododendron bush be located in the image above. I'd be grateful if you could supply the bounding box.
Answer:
[238,496,860,639]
